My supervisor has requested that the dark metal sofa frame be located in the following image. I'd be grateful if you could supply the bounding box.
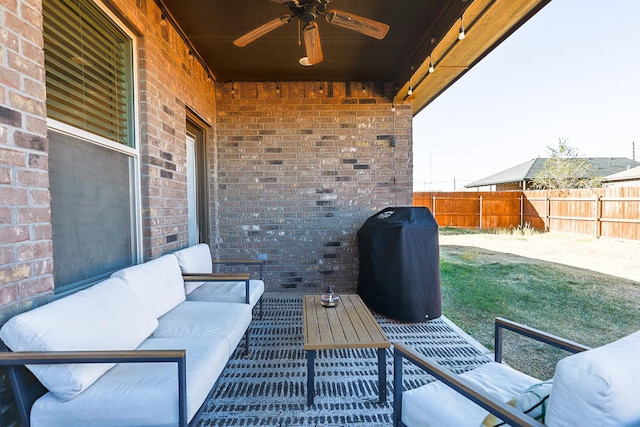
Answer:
[393,317,591,427]
[0,346,223,427]
[0,259,265,426]
[184,259,265,319]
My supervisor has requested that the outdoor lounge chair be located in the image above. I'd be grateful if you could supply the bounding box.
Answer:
[393,317,640,427]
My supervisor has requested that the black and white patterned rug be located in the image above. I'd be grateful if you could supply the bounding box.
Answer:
[197,296,490,426]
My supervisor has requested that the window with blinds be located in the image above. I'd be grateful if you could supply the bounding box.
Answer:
[43,0,139,293]
[43,0,133,147]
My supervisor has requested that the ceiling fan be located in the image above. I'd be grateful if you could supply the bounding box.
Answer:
[233,0,390,66]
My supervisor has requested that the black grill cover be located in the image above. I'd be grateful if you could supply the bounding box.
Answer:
[357,207,441,322]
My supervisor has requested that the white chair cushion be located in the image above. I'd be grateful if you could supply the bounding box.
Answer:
[0,277,158,401]
[173,244,213,293]
[112,254,186,318]
[187,279,265,308]
[402,361,539,427]
[547,330,640,427]
[30,337,229,426]
[153,301,252,357]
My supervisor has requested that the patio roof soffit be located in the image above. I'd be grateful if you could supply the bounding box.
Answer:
[395,0,551,116]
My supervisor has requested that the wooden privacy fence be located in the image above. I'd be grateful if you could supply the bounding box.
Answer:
[413,187,640,240]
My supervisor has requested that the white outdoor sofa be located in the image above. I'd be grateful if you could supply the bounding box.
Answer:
[393,317,640,427]
[0,251,256,427]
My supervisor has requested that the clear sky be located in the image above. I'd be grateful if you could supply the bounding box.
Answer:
[412,0,640,191]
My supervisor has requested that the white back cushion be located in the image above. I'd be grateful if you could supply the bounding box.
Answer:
[173,244,213,273]
[173,244,213,294]
[0,277,158,401]
[112,254,186,318]
[547,330,640,426]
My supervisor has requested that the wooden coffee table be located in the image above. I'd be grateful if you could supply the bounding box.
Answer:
[302,294,390,406]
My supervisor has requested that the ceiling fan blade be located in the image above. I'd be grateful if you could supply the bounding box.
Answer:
[233,15,292,47]
[303,22,323,65]
[325,9,389,40]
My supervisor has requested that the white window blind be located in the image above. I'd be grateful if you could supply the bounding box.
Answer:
[43,0,133,147]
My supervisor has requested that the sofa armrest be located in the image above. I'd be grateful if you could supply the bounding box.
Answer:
[182,273,251,304]
[212,260,265,280]
[494,317,590,362]
[182,273,250,282]
[0,349,188,427]
[393,343,544,427]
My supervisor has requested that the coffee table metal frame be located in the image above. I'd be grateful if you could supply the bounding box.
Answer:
[302,294,391,406]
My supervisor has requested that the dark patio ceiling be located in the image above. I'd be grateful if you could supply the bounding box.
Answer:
[159,0,551,115]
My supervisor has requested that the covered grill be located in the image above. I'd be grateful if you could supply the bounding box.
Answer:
[357,207,441,322]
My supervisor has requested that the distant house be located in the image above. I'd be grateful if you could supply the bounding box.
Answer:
[466,157,640,191]
[603,166,640,188]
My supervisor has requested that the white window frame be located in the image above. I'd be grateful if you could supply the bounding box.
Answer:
[46,0,143,292]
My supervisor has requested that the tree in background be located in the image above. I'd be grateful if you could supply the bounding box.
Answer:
[531,138,603,189]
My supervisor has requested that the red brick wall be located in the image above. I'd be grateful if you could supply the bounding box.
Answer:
[215,81,413,293]
[0,0,53,320]
[105,0,218,259]
[1,0,218,316]
[1,0,415,309]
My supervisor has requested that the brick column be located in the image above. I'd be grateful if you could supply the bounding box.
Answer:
[0,0,53,321]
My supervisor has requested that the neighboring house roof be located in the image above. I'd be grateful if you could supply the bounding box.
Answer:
[466,157,640,188]
[465,158,541,188]
[604,165,640,182]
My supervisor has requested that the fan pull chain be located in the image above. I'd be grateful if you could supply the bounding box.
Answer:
[298,19,302,45]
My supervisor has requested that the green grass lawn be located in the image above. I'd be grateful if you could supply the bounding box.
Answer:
[440,244,640,379]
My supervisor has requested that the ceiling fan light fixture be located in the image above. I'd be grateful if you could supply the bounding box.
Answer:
[233,2,389,66]
[299,56,313,66]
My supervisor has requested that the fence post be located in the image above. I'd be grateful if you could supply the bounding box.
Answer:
[545,195,550,232]
[520,195,523,228]
[595,195,602,238]
[432,195,436,220]
[479,196,483,230]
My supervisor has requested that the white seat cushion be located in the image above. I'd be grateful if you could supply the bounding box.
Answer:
[187,279,264,308]
[402,361,539,427]
[0,277,158,401]
[547,330,640,427]
[112,254,186,318]
[153,301,252,357]
[30,337,229,426]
